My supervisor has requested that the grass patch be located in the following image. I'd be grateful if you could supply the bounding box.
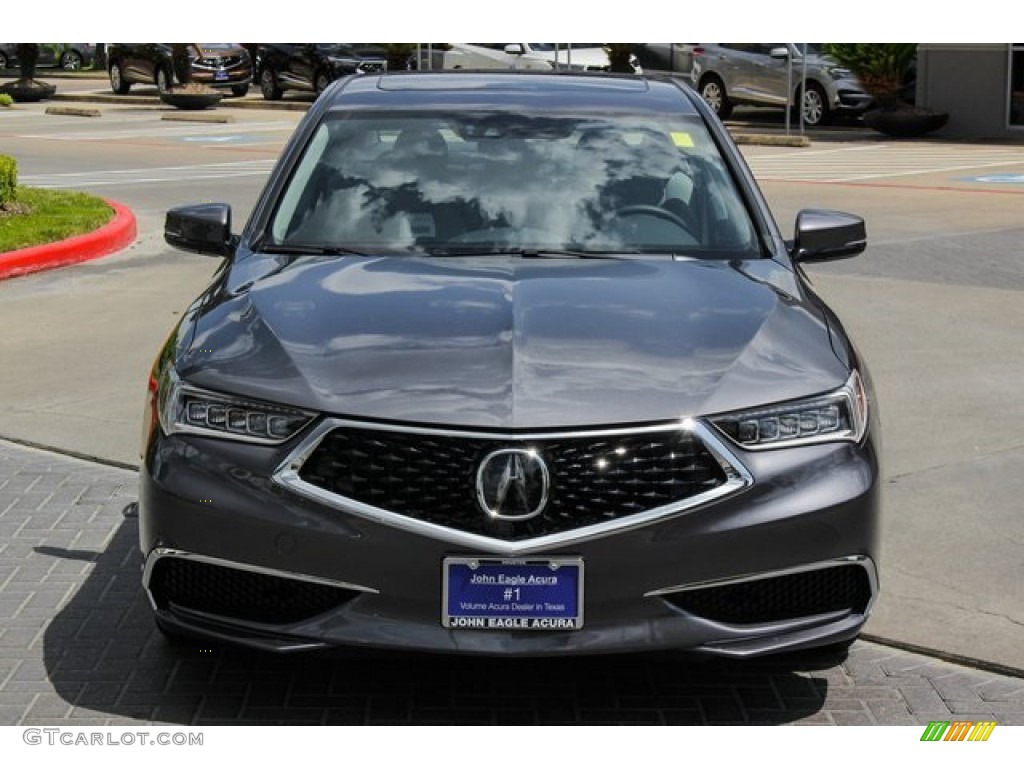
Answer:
[0,186,113,252]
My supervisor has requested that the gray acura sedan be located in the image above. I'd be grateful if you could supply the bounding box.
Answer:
[140,70,879,657]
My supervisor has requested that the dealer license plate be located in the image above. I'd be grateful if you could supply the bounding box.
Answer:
[443,557,583,630]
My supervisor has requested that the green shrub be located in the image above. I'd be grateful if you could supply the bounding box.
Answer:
[0,93,13,107]
[0,154,16,207]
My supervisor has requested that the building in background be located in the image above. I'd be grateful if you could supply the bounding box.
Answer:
[917,43,1024,138]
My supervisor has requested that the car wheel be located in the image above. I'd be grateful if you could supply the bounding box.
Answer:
[109,62,131,94]
[155,67,171,94]
[60,50,83,70]
[314,71,332,95]
[230,83,249,98]
[699,75,733,120]
[799,82,830,127]
[260,67,282,100]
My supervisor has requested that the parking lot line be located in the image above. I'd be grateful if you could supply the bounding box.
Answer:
[20,159,277,188]
[744,144,1024,183]
[16,120,298,141]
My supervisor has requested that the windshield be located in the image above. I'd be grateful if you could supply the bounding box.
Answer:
[266,110,762,258]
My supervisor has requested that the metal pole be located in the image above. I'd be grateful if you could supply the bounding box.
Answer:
[785,48,792,135]
[800,43,808,133]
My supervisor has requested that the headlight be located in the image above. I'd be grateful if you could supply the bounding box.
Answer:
[158,370,316,445]
[827,66,853,80]
[710,371,868,450]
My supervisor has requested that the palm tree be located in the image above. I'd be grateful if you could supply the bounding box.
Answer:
[380,44,416,71]
[603,44,637,73]
[822,44,917,110]
[823,44,945,136]
[0,44,56,102]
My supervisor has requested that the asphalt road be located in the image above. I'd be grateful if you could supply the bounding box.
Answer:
[1,96,1023,678]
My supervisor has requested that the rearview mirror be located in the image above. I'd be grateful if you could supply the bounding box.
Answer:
[165,203,236,258]
[791,209,866,262]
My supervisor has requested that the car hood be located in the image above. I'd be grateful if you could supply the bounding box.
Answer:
[181,256,849,429]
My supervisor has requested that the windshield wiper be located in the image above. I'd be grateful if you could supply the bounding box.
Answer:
[426,247,645,260]
[259,243,372,257]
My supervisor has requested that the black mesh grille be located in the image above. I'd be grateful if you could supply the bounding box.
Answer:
[149,558,358,625]
[298,426,729,540]
[663,565,872,624]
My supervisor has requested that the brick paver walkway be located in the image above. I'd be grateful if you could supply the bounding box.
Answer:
[2,439,1022,726]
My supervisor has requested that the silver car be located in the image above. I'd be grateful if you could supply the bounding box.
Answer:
[690,43,872,126]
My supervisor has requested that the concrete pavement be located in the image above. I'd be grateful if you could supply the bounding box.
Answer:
[2,438,1023,726]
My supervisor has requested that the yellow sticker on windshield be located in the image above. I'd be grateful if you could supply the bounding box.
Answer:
[670,131,694,147]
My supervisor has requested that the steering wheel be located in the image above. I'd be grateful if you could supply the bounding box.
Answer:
[614,204,695,233]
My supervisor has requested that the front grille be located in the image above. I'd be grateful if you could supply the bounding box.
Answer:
[298,426,728,541]
[357,61,386,73]
[196,55,243,69]
[663,564,872,624]
[148,557,358,625]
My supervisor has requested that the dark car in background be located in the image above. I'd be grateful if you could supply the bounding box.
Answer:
[690,43,872,126]
[256,43,386,100]
[0,43,96,71]
[144,69,879,658]
[106,43,252,96]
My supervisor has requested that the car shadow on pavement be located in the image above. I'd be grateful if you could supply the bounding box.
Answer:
[41,519,836,725]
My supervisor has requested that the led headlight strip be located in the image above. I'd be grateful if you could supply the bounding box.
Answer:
[710,371,868,450]
[159,371,316,445]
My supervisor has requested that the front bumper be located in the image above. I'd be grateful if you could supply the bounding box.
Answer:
[833,83,874,112]
[139,425,880,657]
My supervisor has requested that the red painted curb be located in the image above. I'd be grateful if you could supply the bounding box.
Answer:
[0,198,138,280]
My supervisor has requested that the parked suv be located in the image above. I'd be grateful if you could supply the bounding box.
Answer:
[256,44,386,100]
[106,44,253,97]
[690,44,871,126]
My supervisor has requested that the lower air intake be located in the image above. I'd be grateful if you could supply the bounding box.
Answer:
[664,564,872,624]
[148,557,358,625]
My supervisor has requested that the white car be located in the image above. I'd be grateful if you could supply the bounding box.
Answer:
[443,44,632,72]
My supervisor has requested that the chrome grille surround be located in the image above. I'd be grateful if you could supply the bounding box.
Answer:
[273,418,752,555]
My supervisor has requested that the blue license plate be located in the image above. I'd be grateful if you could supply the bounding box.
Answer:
[214,70,228,80]
[443,557,583,630]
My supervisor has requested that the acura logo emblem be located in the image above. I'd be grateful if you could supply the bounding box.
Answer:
[476,449,549,521]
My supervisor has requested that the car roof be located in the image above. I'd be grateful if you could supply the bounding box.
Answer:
[327,70,699,115]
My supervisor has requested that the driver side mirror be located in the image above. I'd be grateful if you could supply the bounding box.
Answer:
[165,203,237,258]
[504,44,525,56]
[790,209,866,262]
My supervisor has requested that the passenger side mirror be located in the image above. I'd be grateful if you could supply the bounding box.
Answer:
[791,209,866,262]
[165,203,236,258]
[504,44,525,56]
[769,46,791,60]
